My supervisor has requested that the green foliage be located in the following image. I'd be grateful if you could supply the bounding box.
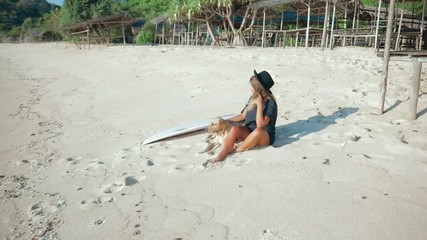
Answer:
[136,23,155,44]
[90,0,116,18]
[36,8,62,32]
[60,0,151,27]
[9,26,22,39]
[0,0,55,32]
[60,0,96,26]
[128,0,172,19]
[361,0,424,15]
[21,17,34,37]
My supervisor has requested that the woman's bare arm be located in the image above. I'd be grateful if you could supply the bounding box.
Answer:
[227,112,245,123]
[255,96,270,127]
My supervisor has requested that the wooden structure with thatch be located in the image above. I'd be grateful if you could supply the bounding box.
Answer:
[64,14,135,49]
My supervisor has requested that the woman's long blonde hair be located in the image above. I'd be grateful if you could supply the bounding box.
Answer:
[245,75,275,111]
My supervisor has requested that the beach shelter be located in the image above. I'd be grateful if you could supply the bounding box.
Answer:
[252,0,355,49]
[64,14,135,49]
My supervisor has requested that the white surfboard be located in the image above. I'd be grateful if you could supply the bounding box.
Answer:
[141,114,237,145]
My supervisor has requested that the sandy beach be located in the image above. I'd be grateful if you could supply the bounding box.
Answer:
[0,43,426,239]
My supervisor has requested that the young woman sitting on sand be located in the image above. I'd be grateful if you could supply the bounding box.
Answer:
[214,70,278,162]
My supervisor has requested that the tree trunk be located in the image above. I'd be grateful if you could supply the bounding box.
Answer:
[232,31,246,46]
[205,21,217,46]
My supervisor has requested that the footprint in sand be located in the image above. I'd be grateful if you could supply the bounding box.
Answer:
[157,143,191,156]
[28,198,67,223]
[80,196,115,210]
[167,164,195,173]
[101,175,146,194]
[147,143,192,168]
[111,147,142,166]
[231,157,253,168]
[59,156,84,166]
[259,229,284,240]
[57,157,106,176]
[200,157,252,170]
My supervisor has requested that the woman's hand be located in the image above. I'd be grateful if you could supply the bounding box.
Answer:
[255,94,270,128]
[255,94,263,107]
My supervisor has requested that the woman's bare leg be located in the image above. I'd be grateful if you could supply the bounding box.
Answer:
[214,126,250,162]
[235,127,270,152]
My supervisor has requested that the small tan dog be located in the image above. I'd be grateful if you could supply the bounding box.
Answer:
[200,117,230,155]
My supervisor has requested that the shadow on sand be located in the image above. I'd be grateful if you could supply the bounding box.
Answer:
[273,107,359,148]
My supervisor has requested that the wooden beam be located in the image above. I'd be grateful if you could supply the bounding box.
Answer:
[375,0,382,51]
[419,0,425,49]
[329,0,336,49]
[409,59,421,119]
[395,0,405,50]
[321,0,330,50]
[305,0,311,49]
[379,0,396,115]
[262,9,266,48]
[343,0,348,46]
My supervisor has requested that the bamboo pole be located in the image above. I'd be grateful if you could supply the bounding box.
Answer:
[280,10,286,47]
[343,0,348,46]
[155,24,158,44]
[395,0,405,50]
[409,59,422,120]
[122,22,125,45]
[162,25,165,44]
[280,10,284,31]
[379,0,396,115]
[419,0,425,50]
[87,28,90,50]
[295,32,299,47]
[187,21,191,45]
[353,0,358,45]
[283,32,287,48]
[306,0,311,49]
[321,0,330,50]
[296,9,299,29]
[262,9,266,48]
[375,0,382,51]
[352,0,357,30]
[356,0,360,29]
[329,0,336,49]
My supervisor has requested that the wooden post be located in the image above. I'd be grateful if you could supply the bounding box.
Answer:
[187,20,191,45]
[305,0,311,49]
[395,0,405,50]
[321,0,330,50]
[353,0,358,45]
[343,0,348,46]
[155,24,158,44]
[280,10,286,47]
[122,21,126,45]
[196,23,199,45]
[172,23,176,44]
[329,0,336,49]
[375,0,382,51]
[379,0,396,115]
[87,28,90,50]
[262,9,266,48]
[296,9,299,29]
[162,24,165,44]
[295,32,299,47]
[419,0,425,50]
[409,59,422,120]
[352,0,357,30]
[280,10,284,31]
[283,32,287,48]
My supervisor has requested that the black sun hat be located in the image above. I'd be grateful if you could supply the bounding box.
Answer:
[254,70,274,93]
